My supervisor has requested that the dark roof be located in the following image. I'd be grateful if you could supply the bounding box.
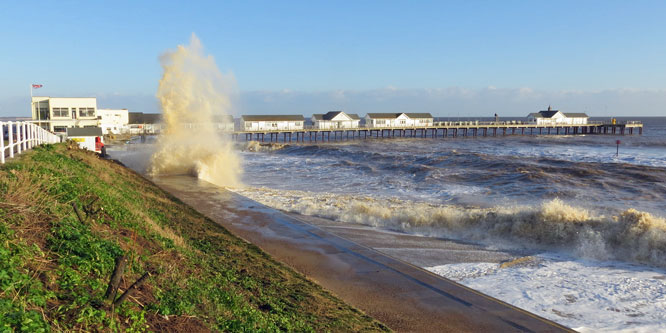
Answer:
[405,113,433,119]
[242,115,304,121]
[212,115,234,122]
[537,110,561,118]
[312,111,361,121]
[66,127,103,137]
[366,113,404,119]
[563,113,589,118]
[366,113,433,119]
[528,112,543,118]
[128,112,163,124]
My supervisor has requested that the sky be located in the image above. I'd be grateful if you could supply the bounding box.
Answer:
[1,0,665,117]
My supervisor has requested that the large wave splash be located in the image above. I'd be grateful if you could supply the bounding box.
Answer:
[149,34,241,187]
[234,187,666,267]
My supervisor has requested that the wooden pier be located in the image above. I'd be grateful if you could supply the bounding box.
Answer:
[232,121,643,143]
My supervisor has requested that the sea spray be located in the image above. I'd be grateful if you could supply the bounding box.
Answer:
[149,34,241,187]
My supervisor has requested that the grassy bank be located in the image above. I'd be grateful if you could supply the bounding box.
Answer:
[0,142,388,332]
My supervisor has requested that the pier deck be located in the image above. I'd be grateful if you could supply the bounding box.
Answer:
[232,121,643,142]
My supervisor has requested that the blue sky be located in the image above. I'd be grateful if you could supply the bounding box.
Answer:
[1,0,665,116]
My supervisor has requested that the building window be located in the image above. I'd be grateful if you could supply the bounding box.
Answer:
[271,123,278,127]
[53,107,69,117]
[37,107,49,119]
[376,119,386,125]
[295,122,301,126]
[79,108,95,117]
[399,120,406,125]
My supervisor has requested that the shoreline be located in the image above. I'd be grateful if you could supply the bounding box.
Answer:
[151,175,570,332]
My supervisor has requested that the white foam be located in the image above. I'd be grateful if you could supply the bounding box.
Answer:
[427,254,666,332]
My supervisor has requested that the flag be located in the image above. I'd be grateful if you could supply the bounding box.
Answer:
[32,84,43,89]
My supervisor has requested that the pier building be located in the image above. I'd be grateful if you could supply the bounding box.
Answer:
[364,113,433,128]
[240,115,305,131]
[311,111,360,129]
[527,106,589,125]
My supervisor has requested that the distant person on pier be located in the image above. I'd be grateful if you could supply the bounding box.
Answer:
[495,113,499,124]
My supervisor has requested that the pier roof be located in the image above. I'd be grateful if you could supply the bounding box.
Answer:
[367,112,433,119]
[313,111,361,121]
[405,113,433,119]
[242,115,305,121]
[535,110,561,118]
[563,113,589,118]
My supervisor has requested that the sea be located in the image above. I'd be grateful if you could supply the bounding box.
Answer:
[113,117,666,332]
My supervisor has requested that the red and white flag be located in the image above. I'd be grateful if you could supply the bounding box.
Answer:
[32,84,43,89]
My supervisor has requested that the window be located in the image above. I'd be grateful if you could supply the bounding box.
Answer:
[79,107,95,117]
[376,119,386,125]
[399,120,406,125]
[271,123,278,128]
[52,107,69,117]
[295,122,301,126]
[38,107,49,119]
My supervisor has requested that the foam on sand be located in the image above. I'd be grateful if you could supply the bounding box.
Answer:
[427,254,666,332]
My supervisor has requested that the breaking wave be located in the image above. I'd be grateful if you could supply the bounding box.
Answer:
[148,34,241,187]
[233,187,666,268]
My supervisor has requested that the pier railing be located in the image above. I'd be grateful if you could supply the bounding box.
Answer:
[1,121,61,164]
[238,120,642,132]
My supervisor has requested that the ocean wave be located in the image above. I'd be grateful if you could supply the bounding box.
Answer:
[233,187,666,268]
[242,141,289,152]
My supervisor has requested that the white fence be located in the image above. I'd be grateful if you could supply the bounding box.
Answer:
[1,121,61,164]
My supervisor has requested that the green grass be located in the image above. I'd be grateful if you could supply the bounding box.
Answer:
[0,142,389,332]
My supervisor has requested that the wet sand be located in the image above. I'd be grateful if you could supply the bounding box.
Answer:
[154,175,571,332]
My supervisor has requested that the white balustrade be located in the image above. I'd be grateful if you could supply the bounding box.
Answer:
[1,121,61,164]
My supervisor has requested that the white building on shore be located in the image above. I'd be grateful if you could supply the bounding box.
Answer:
[527,106,589,125]
[31,97,99,132]
[98,109,129,134]
[311,111,360,129]
[364,113,433,128]
[240,115,305,131]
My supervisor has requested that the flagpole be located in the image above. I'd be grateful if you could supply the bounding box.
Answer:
[31,85,39,128]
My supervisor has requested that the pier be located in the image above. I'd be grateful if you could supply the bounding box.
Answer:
[232,121,643,142]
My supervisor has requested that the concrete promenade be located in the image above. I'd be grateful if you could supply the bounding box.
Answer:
[155,176,573,332]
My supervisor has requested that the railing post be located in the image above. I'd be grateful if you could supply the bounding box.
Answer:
[27,123,31,149]
[30,124,35,148]
[0,122,4,164]
[17,122,22,154]
[8,121,14,158]
[23,123,28,151]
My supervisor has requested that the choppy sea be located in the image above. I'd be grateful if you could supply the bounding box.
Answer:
[112,116,666,332]
[232,117,666,332]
